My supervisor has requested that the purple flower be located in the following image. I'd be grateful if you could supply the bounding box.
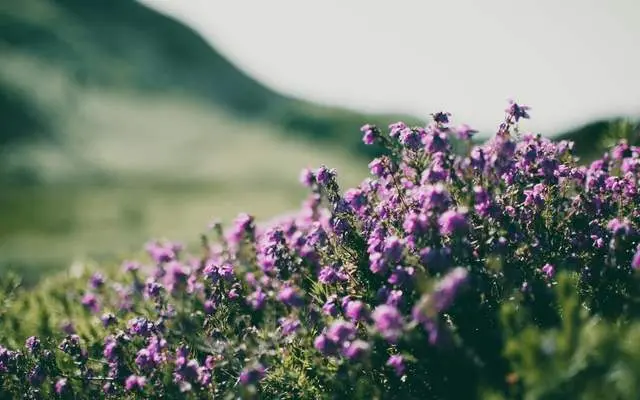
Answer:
[361,124,378,145]
[145,281,164,298]
[431,111,451,124]
[25,336,40,353]
[277,286,304,307]
[318,264,348,284]
[383,236,404,264]
[314,334,338,355]
[368,157,386,177]
[101,313,117,328]
[399,127,422,151]
[386,290,404,307]
[103,338,118,362]
[163,261,190,293]
[135,348,154,370]
[345,300,368,321]
[322,297,338,316]
[342,339,371,360]
[541,263,555,278]
[387,355,406,376]
[239,363,265,385]
[505,99,530,122]
[89,272,105,289]
[81,293,100,313]
[217,263,235,281]
[128,317,155,336]
[279,317,301,336]
[55,378,68,394]
[122,260,141,273]
[632,248,640,270]
[299,168,315,187]
[204,300,216,314]
[455,124,477,140]
[247,288,267,310]
[431,267,469,312]
[327,320,357,343]
[371,305,403,343]
[125,375,146,391]
[438,209,469,236]
[389,121,407,138]
[315,165,335,185]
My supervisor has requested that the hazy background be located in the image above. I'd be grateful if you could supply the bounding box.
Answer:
[0,0,638,282]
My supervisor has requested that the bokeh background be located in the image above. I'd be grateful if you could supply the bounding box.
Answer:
[1,0,639,283]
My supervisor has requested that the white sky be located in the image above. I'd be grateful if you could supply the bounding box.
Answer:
[139,0,640,134]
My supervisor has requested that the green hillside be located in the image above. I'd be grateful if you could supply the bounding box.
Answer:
[0,0,424,280]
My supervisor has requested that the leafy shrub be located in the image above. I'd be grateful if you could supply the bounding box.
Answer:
[1,101,640,399]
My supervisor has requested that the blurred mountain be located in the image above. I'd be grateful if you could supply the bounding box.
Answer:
[0,0,421,182]
[0,0,419,277]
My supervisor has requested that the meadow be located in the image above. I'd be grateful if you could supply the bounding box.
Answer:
[1,103,640,399]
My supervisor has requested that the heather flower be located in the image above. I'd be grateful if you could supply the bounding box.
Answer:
[438,209,469,236]
[128,317,155,336]
[163,261,190,293]
[315,165,335,185]
[368,157,386,177]
[25,336,40,353]
[632,248,640,270]
[81,293,100,313]
[299,168,315,187]
[247,288,267,310]
[345,300,368,321]
[419,183,451,211]
[399,127,422,151]
[431,267,469,312]
[101,313,117,328]
[125,375,146,391]
[541,263,555,278]
[371,305,403,343]
[326,320,356,343]
[505,99,530,122]
[431,111,451,124]
[342,339,371,360]
[387,355,406,376]
[135,348,154,370]
[89,272,105,289]
[386,290,404,307]
[146,241,177,264]
[423,130,449,154]
[277,286,304,307]
[217,263,234,281]
[455,124,477,140]
[55,378,68,395]
[239,363,265,385]
[389,121,407,138]
[608,218,632,237]
[388,266,415,286]
[318,264,348,284]
[146,281,163,298]
[278,317,301,336]
[361,124,378,145]
[314,334,338,355]
[322,296,339,316]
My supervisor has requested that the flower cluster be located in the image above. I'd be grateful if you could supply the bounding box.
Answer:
[1,101,640,399]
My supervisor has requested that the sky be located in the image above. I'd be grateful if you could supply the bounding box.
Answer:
[139,0,640,135]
